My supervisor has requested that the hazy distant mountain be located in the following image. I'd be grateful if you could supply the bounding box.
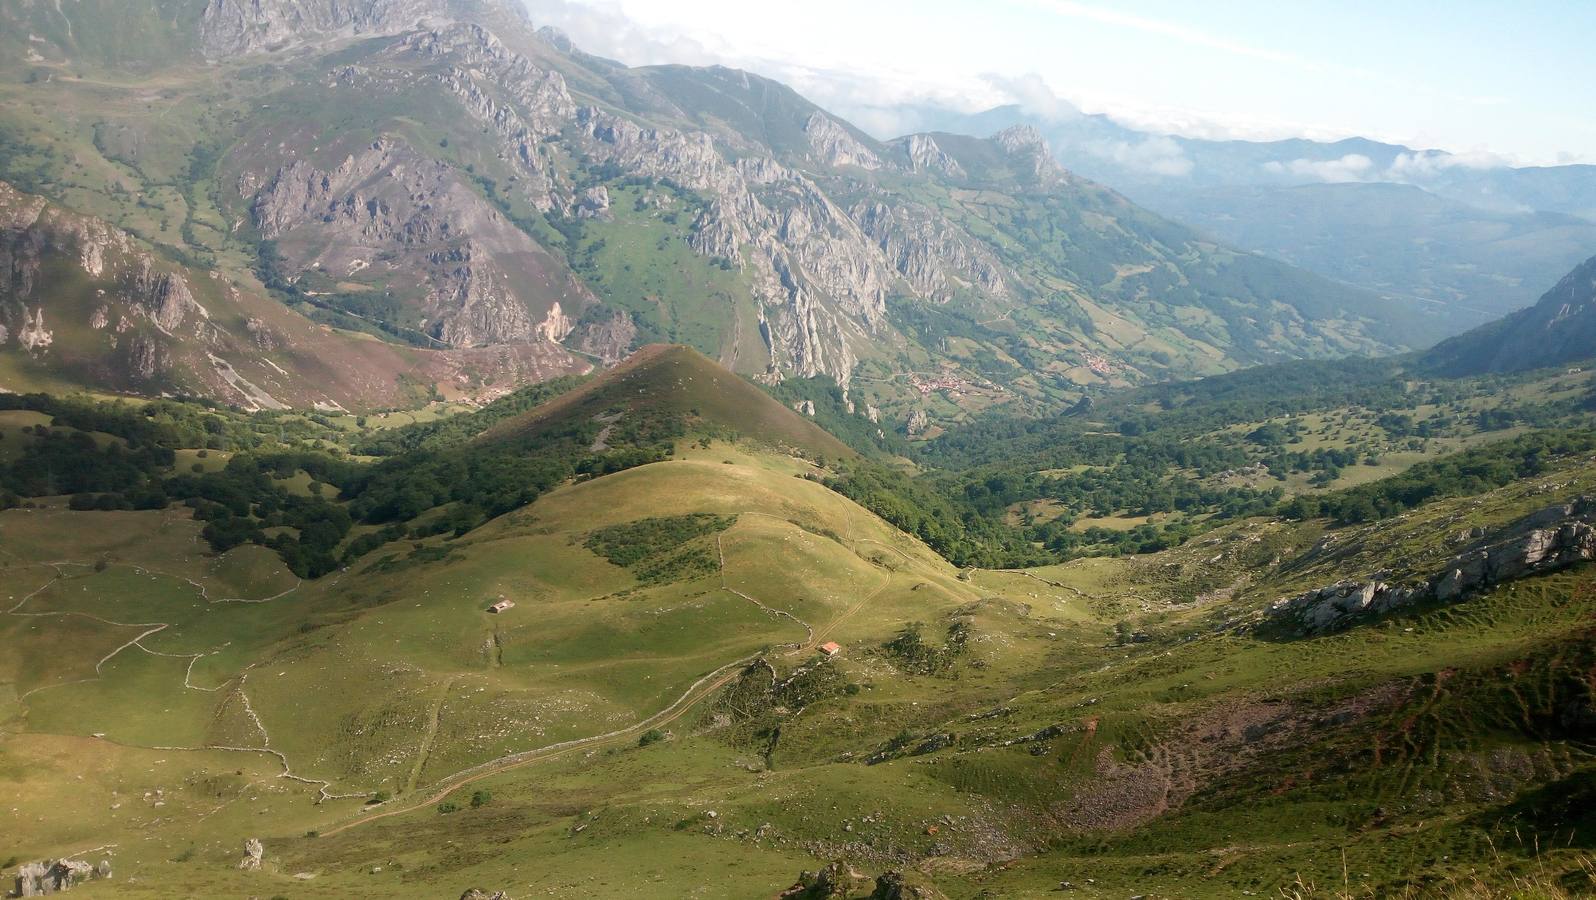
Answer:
[904,103,1596,323]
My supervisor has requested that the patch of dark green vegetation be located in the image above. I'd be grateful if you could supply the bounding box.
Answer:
[760,374,910,457]
[705,657,849,762]
[1281,429,1596,523]
[585,514,735,567]
[882,619,971,676]
[0,387,676,577]
[354,375,590,455]
[584,514,733,583]
[818,462,1051,568]
[843,355,1596,564]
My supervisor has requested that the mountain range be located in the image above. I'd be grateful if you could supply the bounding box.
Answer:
[0,0,1452,430]
[907,102,1596,329]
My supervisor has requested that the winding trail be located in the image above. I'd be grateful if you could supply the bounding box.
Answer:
[321,508,897,837]
[0,555,348,802]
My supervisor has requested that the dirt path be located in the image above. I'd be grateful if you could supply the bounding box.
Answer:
[2,557,357,805]
[321,509,896,837]
[405,675,460,794]
[319,653,756,836]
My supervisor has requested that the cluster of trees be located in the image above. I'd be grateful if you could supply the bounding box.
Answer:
[1280,430,1596,525]
[821,463,1050,568]
[353,375,589,456]
[0,389,682,577]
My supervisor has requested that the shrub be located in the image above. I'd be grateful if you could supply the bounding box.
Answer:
[638,728,666,747]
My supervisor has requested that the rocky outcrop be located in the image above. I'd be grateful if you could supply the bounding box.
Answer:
[458,890,508,900]
[804,113,882,170]
[892,134,965,179]
[129,260,199,332]
[574,186,611,220]
[993,124,1068,185]
[779,861,871,899]
[574,309,638,364]
[16,308,52,352]
[245,136,588,347]
[237,838,264,871]
[1269,498,1596,634]
[870,872,948,900]
[905,409,930,437]
[199,0,467,57]
[12,858,110,896]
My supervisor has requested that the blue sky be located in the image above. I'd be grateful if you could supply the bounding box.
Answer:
[522,0,1596,164]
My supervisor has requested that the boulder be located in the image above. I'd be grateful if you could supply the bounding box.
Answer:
[237,838,264,871]
[12,858,104,896]
[779,861,870,898]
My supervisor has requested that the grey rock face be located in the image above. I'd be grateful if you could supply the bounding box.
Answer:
[13,858,107,896]
[905,409,930,437]
[129,259,198,332]
[0,181,206,374]
[246,137,582,347]
[851,200,1008,302]
[893,134,965,178]
[199,0,462,57]
[994,124,1069,184]
[574,309,638,364]
[1269,498,1596,634]
[575,186,611,220]
[804,113,882,170]
[237,837,264,871]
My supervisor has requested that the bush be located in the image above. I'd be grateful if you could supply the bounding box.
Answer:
[437,800,459,814]
[470,789,491,808]
[638,728,666,747]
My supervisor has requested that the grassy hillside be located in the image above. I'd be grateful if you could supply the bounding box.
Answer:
[3,389,1594,897]
[478,344,855,461]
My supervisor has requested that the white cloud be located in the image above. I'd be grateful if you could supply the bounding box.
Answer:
[1262,153,1377,183]
[1084,136,1194,177]
[981,73,1082,122]
[519,0,721,66]
[519,0,1006,140]
[1386,149,1511,180]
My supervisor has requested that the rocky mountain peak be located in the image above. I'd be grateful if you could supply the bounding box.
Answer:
[199,0,512,57]
[535,25,577,54]
[994,124,1068,182]
[894,134,966,179]
[804,113,883,171]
